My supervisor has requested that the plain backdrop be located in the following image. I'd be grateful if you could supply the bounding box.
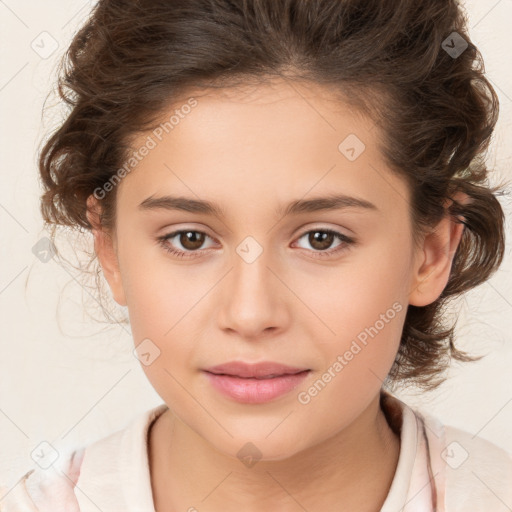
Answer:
[1,0,511,483]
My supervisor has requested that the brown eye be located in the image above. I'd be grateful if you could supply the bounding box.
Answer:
[178,231,206,251]
[294,228,355,259]
[307,231,336,251]
[157,229,215,259]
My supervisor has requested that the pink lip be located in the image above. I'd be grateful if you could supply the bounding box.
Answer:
[202,361,310,404]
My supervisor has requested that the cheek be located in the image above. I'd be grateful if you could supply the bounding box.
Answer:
[298,239,410,346]
[294,294,406,441]
[295,242,410,407]
[118,241,217,384]
[123,260,200,409]
[118,236,201,334]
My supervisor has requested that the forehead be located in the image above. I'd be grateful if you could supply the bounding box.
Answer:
[117,79,409,220]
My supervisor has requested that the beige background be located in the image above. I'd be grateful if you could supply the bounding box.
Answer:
[1,0,511,483]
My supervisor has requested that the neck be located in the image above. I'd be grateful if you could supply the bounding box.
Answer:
[149,392,400,512]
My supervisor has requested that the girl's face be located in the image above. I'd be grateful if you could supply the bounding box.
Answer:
[95,79,448,460]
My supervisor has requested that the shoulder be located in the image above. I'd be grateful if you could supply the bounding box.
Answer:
[0,448,84,512]
[0,403,168,511]
[419,409,512,511]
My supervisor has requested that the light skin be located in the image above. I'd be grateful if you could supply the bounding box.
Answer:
[87,78,465,512]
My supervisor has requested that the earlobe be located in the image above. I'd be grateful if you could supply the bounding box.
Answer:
[408,202,466,307]
[86,195,127,307]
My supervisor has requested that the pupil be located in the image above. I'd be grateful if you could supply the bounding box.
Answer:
[181,231,204,250]
[310,231,333,250]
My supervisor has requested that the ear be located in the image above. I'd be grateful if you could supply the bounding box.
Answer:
[408,192,469,306]
[86,195,127,307]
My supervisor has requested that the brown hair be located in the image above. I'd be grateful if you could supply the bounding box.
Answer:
[39,0,507,390]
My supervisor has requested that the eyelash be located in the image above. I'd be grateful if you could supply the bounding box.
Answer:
[156,228,355,260]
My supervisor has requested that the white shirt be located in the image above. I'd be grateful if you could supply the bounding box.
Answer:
[1,392,512,511]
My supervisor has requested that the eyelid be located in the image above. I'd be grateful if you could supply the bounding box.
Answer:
[294,222,353,237]
[293,221,356,239]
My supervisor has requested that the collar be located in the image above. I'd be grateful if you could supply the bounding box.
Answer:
[74,391,435,512]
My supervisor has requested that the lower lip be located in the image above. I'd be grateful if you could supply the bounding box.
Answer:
[203,370,310,404]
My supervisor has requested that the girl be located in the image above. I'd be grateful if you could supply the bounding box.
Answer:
[1,0,511,510]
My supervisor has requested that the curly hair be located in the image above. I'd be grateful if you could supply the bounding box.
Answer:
[39,0,507,390]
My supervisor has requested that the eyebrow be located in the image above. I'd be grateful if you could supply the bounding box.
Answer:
[138,193,378,218]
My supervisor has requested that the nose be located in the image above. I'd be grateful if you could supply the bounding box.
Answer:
[216,247,290,340]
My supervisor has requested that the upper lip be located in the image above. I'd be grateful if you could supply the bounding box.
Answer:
[204,361,310,378]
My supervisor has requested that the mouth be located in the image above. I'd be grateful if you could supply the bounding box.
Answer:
[203,369,311,405]
[204,361,310,379]
[205,372,309,379]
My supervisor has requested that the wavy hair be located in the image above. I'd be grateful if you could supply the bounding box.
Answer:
[39,0,507,390]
